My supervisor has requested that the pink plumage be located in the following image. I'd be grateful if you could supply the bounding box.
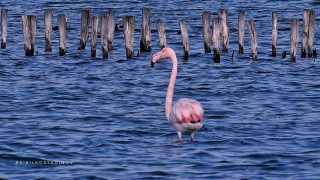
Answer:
[151,47,204,141]
[171,98,204,124]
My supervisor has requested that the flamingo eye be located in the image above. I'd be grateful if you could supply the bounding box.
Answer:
[198,120,201,123]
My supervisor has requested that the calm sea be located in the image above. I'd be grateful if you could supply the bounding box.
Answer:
[1,0,320,179]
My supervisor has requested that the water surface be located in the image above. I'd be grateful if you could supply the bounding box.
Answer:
[1,0,320,179]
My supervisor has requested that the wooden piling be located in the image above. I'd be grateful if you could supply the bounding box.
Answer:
[272,12,277,57]
[290,19,299,62]
[22,15,37,56]
[91,16,98,58]
[212,18,221,63]
[219,9,229,52]
[140,7,151,52]
[44,11,52,52]
[301,9,309,58]
[57,14,67,56]
[30,16,37,56]
[22,16,29,53]
[106,11,115,51]
[100,14,108,58]
[123,15,135,59]
[202,11,211,53]
[156,19,167,49]
[246,20,258,61]
[1,9,8,49]
[100,11,115,58]
[238,11,244,54]
[307,9,315,58]
[78,9,91,50]
[179,19,190,60]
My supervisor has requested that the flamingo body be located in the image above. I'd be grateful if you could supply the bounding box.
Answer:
[151,47,204,141]
[170,98,204,140]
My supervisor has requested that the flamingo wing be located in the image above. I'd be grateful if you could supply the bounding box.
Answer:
[169,98,204,124]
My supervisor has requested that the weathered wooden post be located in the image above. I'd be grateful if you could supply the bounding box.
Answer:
[202,11,211,53]
[123,15,135,59]
[290,19,299,62]
[1,9,8,49]
[272,12,277,57]
[100,11,115,59]
[106,11,115,51]
[179,19,190,60]
[238,11,244,54]
[57,14,67,56]
[22,15,37,56]
[212,18,221,63]
[78,9,91,50]
[91,16,98,57]
[30,16,37,56]
[307,9,315,58]
[219,9,229,52]
[44,10,52,52]
[246,20,258,61]
[156,19,167,49]
[140,7,151,52]
[301,9,309,58]
[22,16,29,54]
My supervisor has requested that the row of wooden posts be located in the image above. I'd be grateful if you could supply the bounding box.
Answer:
[0,8,153,59]
[0,8,317,62]
[202,9,316,62]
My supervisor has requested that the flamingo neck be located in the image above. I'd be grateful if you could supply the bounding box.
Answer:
[165,53,177,120]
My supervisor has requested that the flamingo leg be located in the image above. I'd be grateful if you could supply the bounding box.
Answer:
[190,132,195,141]
[178,132,182,141]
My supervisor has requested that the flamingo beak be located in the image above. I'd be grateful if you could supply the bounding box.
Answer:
[151,61,155,68]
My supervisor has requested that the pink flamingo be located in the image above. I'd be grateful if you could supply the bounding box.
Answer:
[151,47,204,141]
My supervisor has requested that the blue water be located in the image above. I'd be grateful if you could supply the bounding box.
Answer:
[1,0,320,179]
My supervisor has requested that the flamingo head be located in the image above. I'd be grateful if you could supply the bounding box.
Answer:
[151,47,175,68]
